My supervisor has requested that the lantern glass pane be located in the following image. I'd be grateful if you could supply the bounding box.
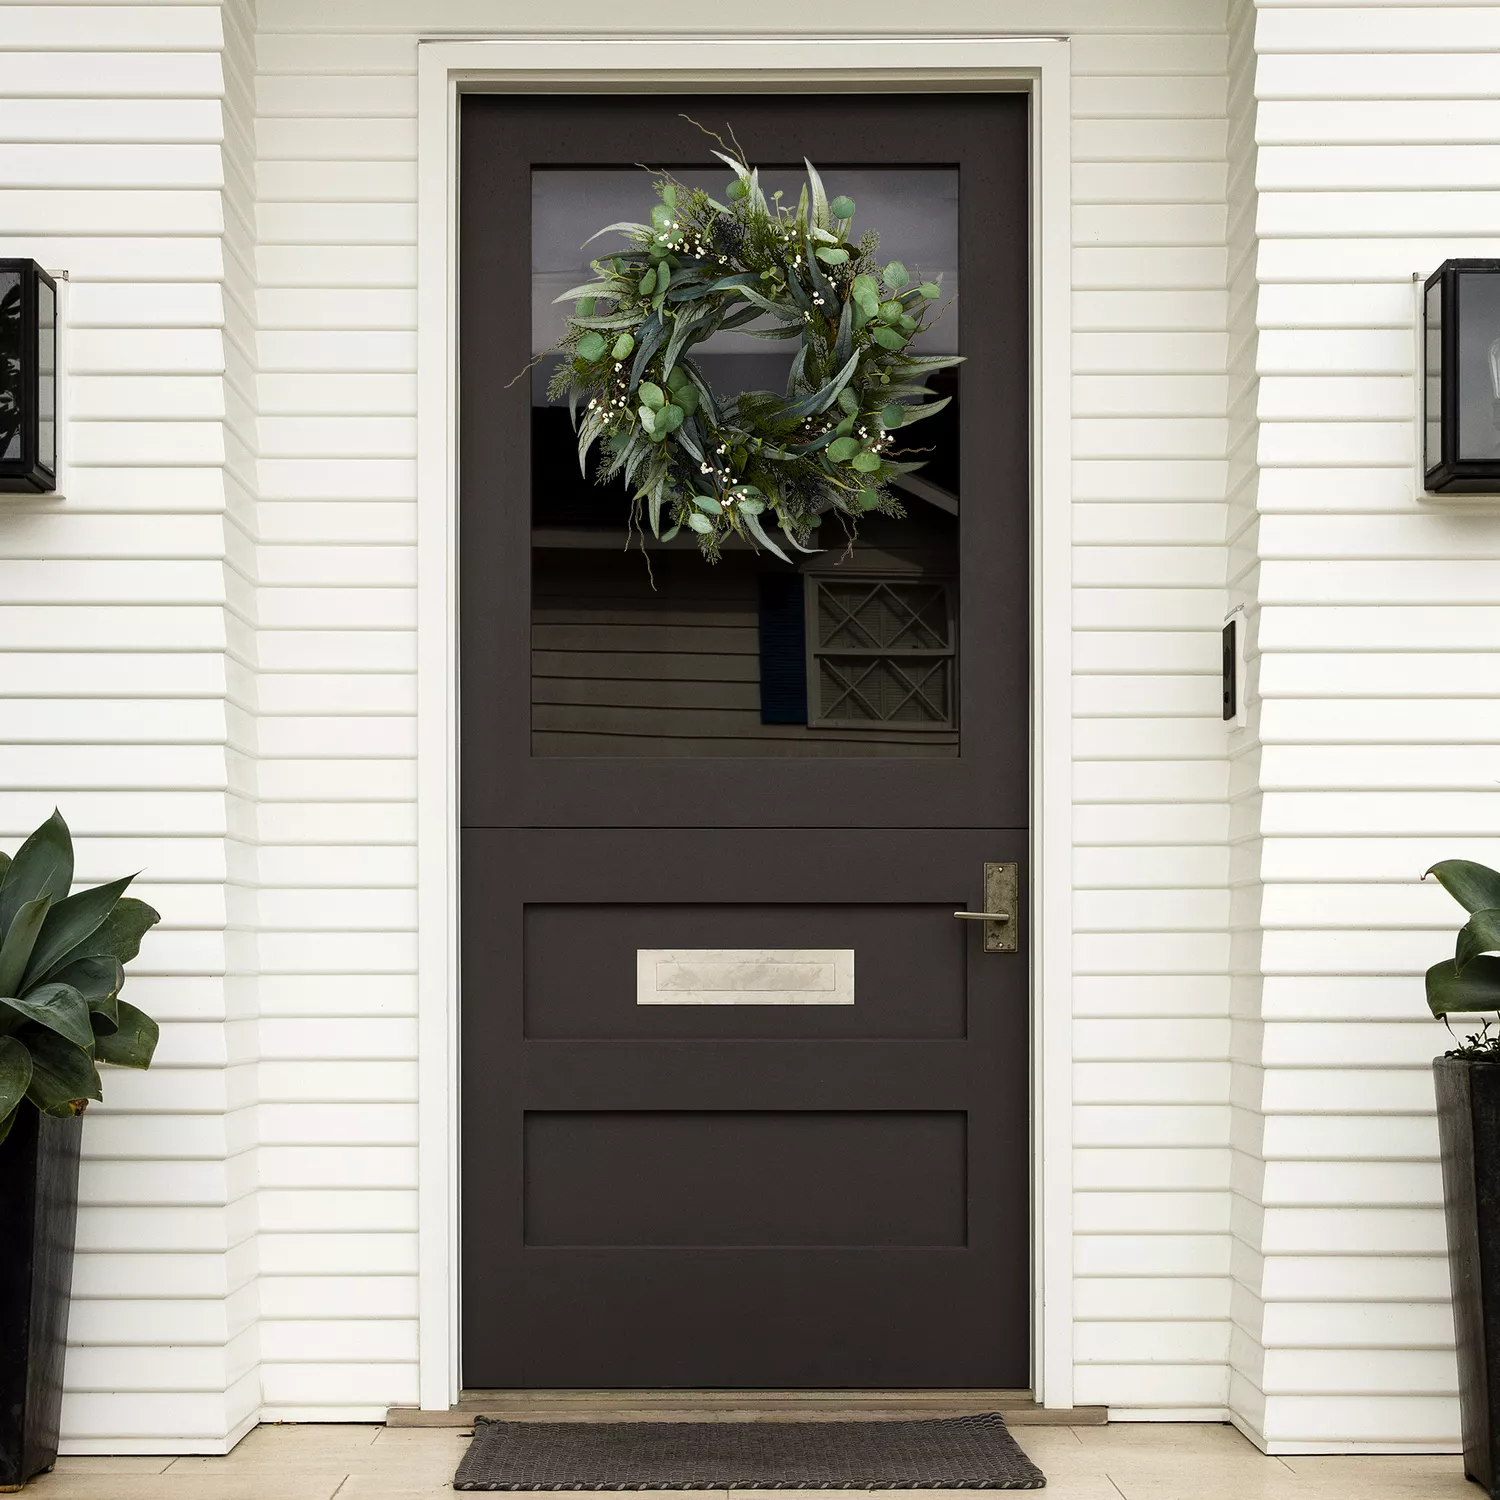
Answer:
[0,267,20,462]
[1425,278,1442,473]
[1456,270,1500,463]
[36,276,55,475]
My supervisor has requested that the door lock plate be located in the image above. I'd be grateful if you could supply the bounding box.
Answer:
[977,862,1019,953]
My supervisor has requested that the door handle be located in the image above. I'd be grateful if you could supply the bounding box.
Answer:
[954,862,1019,953]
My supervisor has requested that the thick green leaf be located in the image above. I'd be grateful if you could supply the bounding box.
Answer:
[25,1029,101,1115]
[675,385,701,417]
[815,247,849,265]
[649,203,673,229]
[871,325,907,352]
[851,451,882,473]
[0,1034,32,1119]
[611,332,635,361]
[724,177,747,201]
[880,403,905,429]
[50,954,122,1003]
[575,296,596,317]
[1428,955,1500,1018]
[576,331,606,362]
[1,983,93,1050]
[657,261,671,292]
[638,267,657,296]
[830,195,855,220]
[636,406,656,435]
[0,810,72,945]
[0,895,51,998]
[827,436,861,463]
[639,382,666,412]
[93,1000,158,1070]
[688,513,715,534]
[654,404,684,437]
[919,282,941,299]
[1457,908,1500,975]
[41,896,159,982]
[882,260,909,289]
[21,874,133,993]
[1428,860,1500,916]
[692,494,722,515]
[856,488,881,511]
[837,387,859,417]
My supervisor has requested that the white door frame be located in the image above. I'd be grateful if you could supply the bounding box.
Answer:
[414,35,1074,1411]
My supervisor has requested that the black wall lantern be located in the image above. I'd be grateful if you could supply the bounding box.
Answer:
[0,259,58,494]
[1424,258,1500,494]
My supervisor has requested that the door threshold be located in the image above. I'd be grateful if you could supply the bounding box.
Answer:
[386,1390,1107,1427]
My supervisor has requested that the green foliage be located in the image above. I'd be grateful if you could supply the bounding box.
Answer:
[0,811,161,1143]
[543,139,964,563]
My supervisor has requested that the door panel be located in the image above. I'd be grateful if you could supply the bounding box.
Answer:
[459,94,1028,830]
[459,94,1030,1389]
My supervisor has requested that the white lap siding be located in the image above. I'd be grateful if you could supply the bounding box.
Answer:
[0,0,261,1455]
[1225,0,1500,1456]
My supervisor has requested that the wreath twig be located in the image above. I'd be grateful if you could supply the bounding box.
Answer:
[545,143,962,564]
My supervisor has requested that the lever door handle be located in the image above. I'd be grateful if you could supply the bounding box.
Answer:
[958,864,1020,953]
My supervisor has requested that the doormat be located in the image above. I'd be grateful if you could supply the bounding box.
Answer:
[453,1411,1046,1490]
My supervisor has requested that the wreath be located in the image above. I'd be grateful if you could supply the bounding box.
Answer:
[547,136,962,564]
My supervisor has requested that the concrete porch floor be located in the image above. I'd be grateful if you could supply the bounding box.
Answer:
[22,1422,1478,1499]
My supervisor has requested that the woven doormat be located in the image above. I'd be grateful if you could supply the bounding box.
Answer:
[453,1412,1046,1490]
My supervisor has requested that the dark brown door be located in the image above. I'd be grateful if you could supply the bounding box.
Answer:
[460,95,1029,1388]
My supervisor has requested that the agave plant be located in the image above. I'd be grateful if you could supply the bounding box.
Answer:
[0,810,160,1145]
[1426,860,1500,1040]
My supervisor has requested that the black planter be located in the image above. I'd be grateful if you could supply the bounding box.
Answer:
[1436,1056,1500,1496]
[0,1109,82,1492]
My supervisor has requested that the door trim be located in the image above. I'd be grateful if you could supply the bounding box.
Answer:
[415,33,1074,1412]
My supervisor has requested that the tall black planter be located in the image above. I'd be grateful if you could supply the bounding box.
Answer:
[1436,1056,1500,1497]
[0,1109,82,1492]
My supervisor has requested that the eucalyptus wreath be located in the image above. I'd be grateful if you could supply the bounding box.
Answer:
[546,134,962,563]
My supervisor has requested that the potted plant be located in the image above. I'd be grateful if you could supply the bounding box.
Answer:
[0,811,160,1492]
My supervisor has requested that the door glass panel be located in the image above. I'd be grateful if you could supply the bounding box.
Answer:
[531,166,960,757]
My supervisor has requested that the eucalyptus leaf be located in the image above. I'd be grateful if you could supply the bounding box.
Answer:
[880,403,905,429]
[575,296,596,317]
[611,332,635,361]
[851,450,883,473]
[827,436,861,463]
[576,331,606,362]
[803,158,830,229]
[871,325,907,352]
[920,282,941,298]
[654,403,684,437]
[739,506,792,564]
[639,382,666,412]
[688,513,715,534]
[830,195,856,220]
[857,487,881,511]
[692,494,722,515]
[581,220,650,246]
[837,387,860,417]
[815,247,849,265]
[882,260,909,288]
[639,267,657,296]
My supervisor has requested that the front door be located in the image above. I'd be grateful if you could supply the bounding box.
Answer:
[459,94,1029,1388]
